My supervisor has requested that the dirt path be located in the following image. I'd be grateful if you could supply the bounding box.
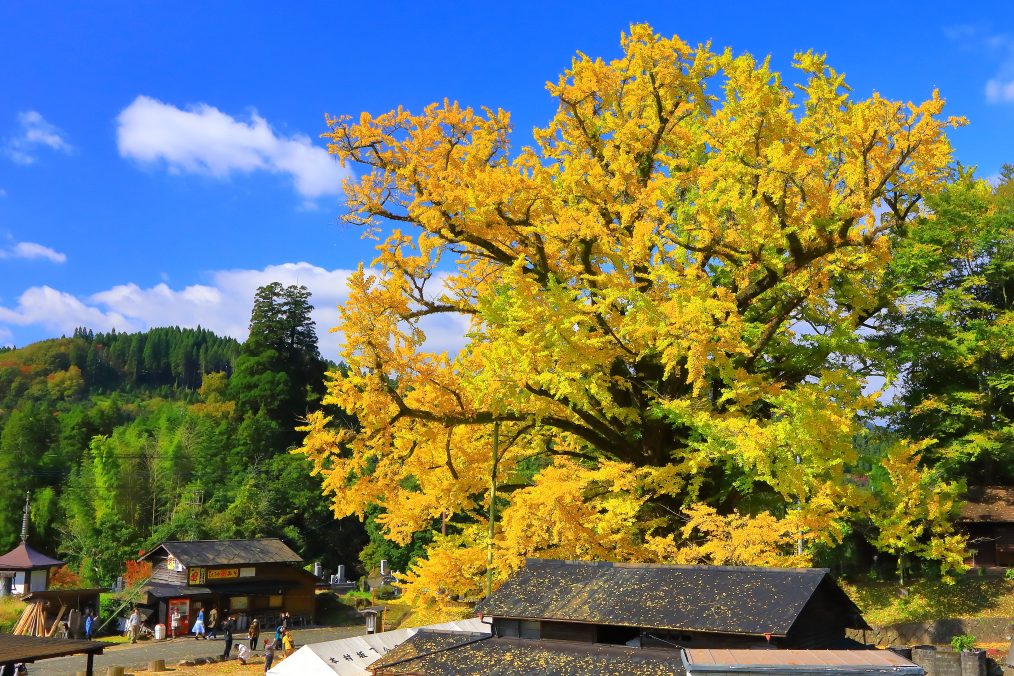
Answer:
[34,625,365,675]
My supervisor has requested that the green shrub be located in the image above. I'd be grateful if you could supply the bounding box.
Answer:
[950,634,977,652]
[1004,568,1014,581]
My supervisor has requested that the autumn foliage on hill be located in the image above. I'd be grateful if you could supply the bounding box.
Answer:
[300,25,968,618]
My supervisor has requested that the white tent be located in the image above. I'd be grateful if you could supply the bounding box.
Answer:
[268,617,489,676]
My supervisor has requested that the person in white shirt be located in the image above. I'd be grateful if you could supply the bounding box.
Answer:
[170,607,181,641]
[127,608,141,644]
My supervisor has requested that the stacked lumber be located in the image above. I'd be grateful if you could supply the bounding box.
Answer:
[12,601,47,636]
[11,601,66,637]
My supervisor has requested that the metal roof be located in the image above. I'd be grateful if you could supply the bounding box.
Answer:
[476,559,868,635]
[141,579,304,602]
[368,633,685,675]
[141,538,303,566]
[267,618,489,675]
[0,634,104,666]
[682,649,925,674]
[142,582,214,599]
[0,542,64,570]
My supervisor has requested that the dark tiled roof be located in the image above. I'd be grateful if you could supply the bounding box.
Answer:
[477,559,865,636]
[0,542,64,570]
[0,634,104,664]
[368,632,685,675]
[140,538,302,566]
[960,486,1014,523]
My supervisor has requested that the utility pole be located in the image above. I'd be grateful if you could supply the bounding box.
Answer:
[486,421,500,598]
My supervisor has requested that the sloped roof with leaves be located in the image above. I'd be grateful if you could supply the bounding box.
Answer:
[368,632,685,675]
[476,559,868,636]
[959,486,1014,523]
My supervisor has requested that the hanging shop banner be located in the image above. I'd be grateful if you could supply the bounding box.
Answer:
[188,567,206,585]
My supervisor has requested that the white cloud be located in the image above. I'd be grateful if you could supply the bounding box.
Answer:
[0,262,470,358]
[986,78,1014,103]
[116,96,348,199]
[947,26,1014,105]
[10,241,67,263]
[4,111,72,164]
[0,286,136,335]
[0,241,68,263]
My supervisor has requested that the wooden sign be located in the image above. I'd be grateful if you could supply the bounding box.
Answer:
[207,568,239,580]
[188,567,206,585]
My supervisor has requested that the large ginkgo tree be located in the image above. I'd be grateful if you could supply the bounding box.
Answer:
[299,25,966,617]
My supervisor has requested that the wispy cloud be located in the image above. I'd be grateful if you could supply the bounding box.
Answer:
[116,96,348,201]
[4,111,72,164]
[986,77,1014,104]
[0,241,67,263]
[0,262,470,357]
[946,25,1014,104]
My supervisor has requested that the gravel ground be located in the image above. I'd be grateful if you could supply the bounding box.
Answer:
[32,625,366,675]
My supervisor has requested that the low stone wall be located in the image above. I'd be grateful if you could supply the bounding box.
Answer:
[848,618,1013,646]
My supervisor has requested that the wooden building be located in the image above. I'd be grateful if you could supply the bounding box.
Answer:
[137,538,318,633]
[0,542,64,596]
[368,559,876,674]
[960,486,1014,568]
[476,559,870,650]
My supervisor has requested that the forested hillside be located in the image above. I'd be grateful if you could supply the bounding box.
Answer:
[0,283,367,585]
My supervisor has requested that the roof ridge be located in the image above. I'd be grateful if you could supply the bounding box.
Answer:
[524,558,829,575]
[160,537,284,544]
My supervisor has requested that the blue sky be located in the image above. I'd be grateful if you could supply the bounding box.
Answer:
[1,1,1012,358]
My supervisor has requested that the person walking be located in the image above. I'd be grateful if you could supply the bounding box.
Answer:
[248,618,260,651]
[263,635,276,672]
[221,616,235,659]
[127,608,141,644]
[192,608,206,640]
[169,606,181,641]
[274,623,284,650]
[83,612,94,641]
[207,606,218,640]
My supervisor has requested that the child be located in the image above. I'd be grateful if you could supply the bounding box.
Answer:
[264,637,276,672]
[237,642,251,665]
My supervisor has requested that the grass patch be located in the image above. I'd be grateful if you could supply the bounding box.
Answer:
[0,597,26,633]
[841,576,1014,626]
[314,591,363,626]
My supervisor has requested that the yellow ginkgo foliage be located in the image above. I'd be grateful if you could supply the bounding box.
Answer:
[299,25,964,616]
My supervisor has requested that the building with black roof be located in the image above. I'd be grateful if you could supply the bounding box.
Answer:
[136,538,318,634]
[475,559,870,650]
[365,559,876,674]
